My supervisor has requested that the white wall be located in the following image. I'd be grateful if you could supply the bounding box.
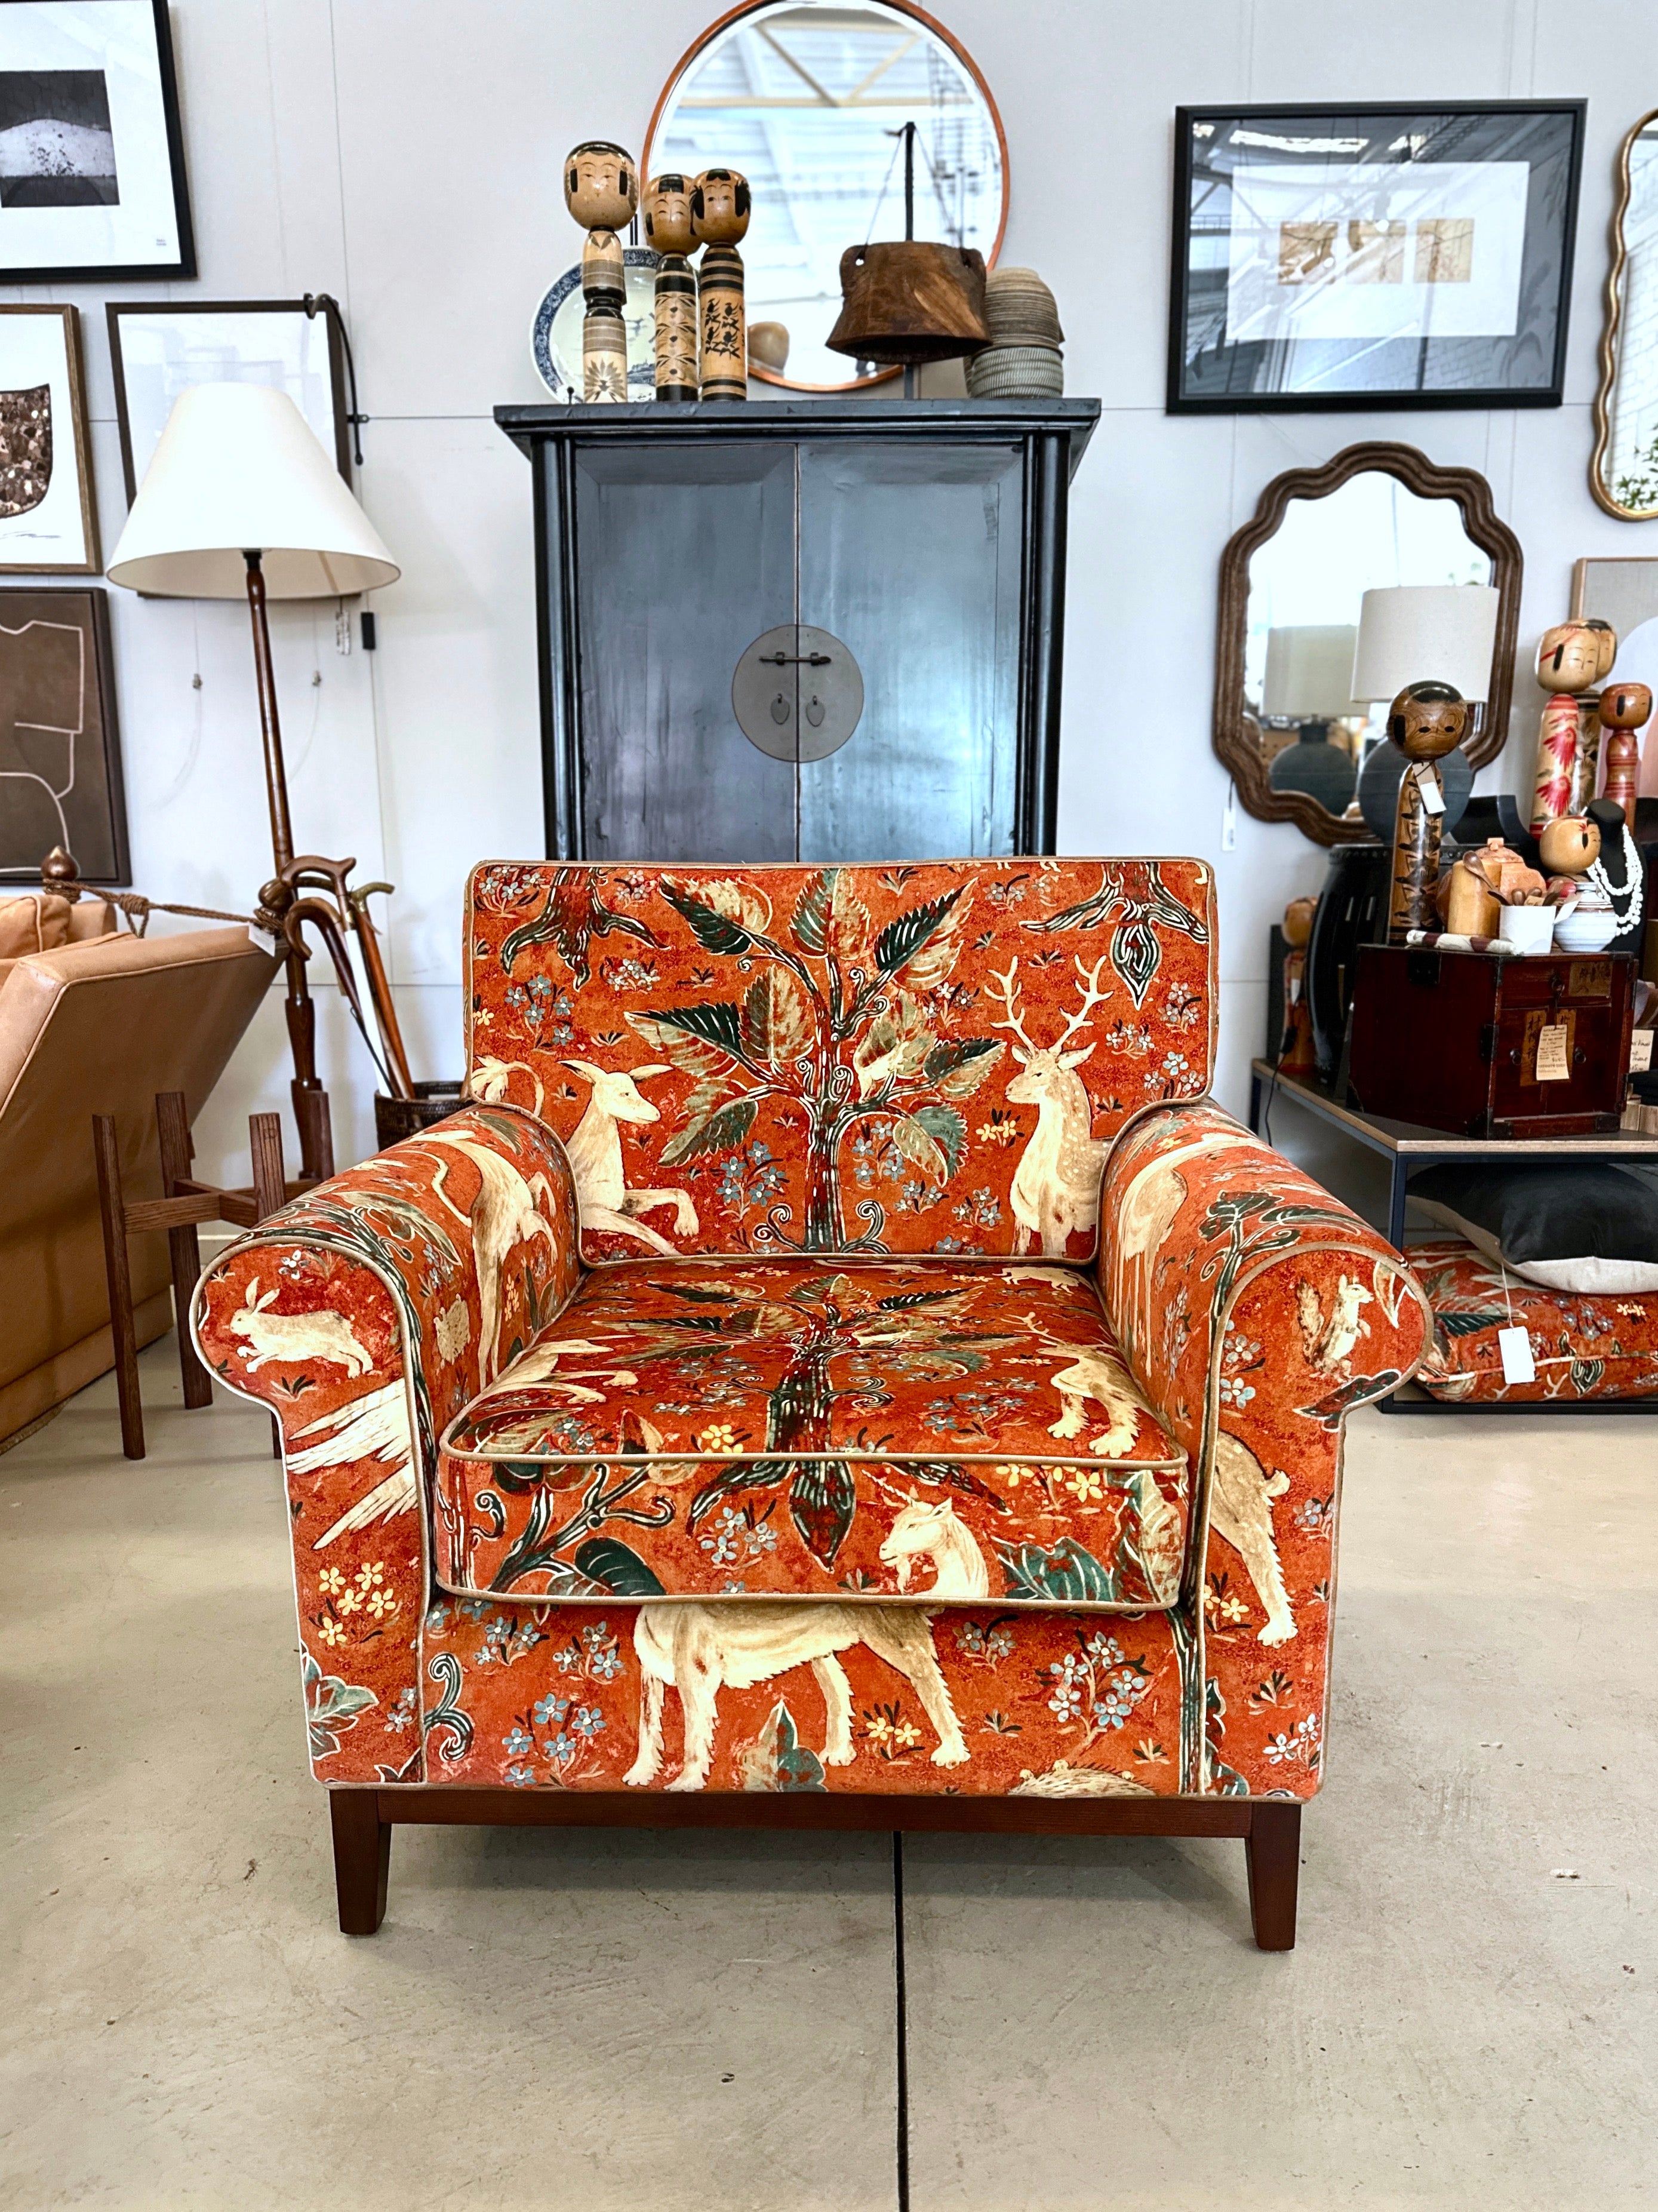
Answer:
[9,0,1657,1184]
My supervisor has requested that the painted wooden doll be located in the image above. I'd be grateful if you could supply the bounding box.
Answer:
[1598,678,1652,830]
[644,173,699,403]
[1386,681,1471,943]
[692,167,750,401]
[1279,894,1319,1077]
[1530,618,1616,831]
[564,140,638,403]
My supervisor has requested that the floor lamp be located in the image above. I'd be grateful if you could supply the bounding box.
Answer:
[106,384,401,1181]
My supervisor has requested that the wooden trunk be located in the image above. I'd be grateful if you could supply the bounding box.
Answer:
[1347,942,1637,1136]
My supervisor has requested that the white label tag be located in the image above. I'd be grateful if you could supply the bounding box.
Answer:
[1497,1325,1536,1385]
[1631,1030,1654,1074]
[1413,761,1446,815]
[1535,1023,1571,1082]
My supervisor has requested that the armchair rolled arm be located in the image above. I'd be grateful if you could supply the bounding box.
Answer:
[1097,1099,1431,1797]
[192,1102,580,1783]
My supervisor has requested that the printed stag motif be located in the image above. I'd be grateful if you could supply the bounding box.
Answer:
[987,955,1113,1257]
[625,1599,970,1790]
[561,1059,700,1255]
[625,872,1003,1252]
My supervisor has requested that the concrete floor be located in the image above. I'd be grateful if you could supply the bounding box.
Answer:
[2,1340,1654,2210]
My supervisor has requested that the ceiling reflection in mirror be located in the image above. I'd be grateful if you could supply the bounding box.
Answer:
[1594,112,1658,518]
[1244,471,1493,819]
[647,1,1005,389]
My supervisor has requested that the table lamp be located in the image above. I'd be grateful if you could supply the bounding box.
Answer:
[106,384,401,1179]
[1351,583,1499,717]
[1262,623,1361,812]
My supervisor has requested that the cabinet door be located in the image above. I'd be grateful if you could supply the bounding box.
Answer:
[570,441,795,860]
[796,439,1023,862]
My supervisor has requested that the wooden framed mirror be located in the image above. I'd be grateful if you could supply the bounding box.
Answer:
[1591,108,1658,520]
[642,0,1008,394]
[1213,442,1522,846]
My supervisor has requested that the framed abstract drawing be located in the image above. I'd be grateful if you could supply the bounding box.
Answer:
[1168,103,1585,413]
[0,0,194,283]
[0,586,128,883]
[0,306,99,574]
[107,300,351,502]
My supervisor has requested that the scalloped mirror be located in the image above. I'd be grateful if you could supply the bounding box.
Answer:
[1592,108,1658,520]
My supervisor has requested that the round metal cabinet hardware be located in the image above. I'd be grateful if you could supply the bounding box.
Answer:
[732,624,863,762]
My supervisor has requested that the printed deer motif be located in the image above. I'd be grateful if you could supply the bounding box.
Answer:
[988,955,1113,1258]
[561,1059,701,1256]
[227,1282,374,1376]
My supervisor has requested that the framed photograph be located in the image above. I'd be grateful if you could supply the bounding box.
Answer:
[107,300,350,502]
[0,0,193,282]
[0,587,127,884]
[1169,103,1585,413]
[0,305,98,574]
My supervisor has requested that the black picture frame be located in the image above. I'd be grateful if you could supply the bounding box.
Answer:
[0,586,128,885]
[106,300,352,503]
[1168,102,1585,413]
[0,0,195,285]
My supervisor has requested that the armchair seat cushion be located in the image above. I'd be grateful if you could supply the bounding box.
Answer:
[436,1258,1188,1609]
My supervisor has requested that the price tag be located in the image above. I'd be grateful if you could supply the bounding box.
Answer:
[1497,1325,1536,1386]
[1632,1030,1654,1073]
[1412,761,1446,815]
[1534,1022,1571,1082]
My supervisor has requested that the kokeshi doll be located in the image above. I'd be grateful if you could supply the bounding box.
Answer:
[1279,894,1318,1077]
[644,173,699,403]
[1386,680,1471,944]
[1598,678,1652,830]
[1530,617,1616,830]
[564,140,638,403]
[692,167,750,400]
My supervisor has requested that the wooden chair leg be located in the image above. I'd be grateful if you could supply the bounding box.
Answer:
[330,1789,390,1935]
[1244,1799,1301,1951]
[155,1092,213,1411]
[249,1113,287,1457]
[93,1114,144,1460]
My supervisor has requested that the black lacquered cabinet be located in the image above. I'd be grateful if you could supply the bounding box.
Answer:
[494,398,1098,863]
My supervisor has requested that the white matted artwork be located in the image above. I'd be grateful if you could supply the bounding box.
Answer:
[0,305,99,574]
[1225,162,1529,346]
[0,0,193,281]
[107,301,349,502]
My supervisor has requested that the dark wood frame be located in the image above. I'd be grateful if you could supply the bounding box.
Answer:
[0,305,100,575]
[328,1786,1302,1950]
[495,396,1097,862]
[94,1094,293,1460]
[107,299,352,503]
[1168,101,1585,415]
[1213,441,1523,847]
[0,0,195,284]
[641,0,1010,397]
[0,585,128,883]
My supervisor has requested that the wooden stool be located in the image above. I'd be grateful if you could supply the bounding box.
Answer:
[93,1093,293,1460]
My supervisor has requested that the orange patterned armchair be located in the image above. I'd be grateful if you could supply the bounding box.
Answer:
[193,859,1429,1945]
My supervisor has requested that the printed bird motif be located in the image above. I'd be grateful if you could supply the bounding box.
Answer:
[288,1381,416,1549]
[500,868,660,985]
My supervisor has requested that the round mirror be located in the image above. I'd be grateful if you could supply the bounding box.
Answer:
[644,0,1007,392]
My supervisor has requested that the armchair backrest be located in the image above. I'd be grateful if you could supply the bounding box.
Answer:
[464,859,1215,1264]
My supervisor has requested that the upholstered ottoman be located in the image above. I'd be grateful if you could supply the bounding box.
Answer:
[1413,1236,1658,1402]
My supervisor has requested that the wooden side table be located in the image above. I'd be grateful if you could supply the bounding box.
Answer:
[94,1092,296,1459]
[1248,1058,1658,1416]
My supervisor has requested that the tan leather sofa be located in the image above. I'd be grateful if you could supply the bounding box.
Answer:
[0,919,278,1443]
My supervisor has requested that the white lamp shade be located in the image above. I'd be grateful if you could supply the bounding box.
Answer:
[106,383,399,600]
[1351,583,1499,706]
[1262,625,1360,718]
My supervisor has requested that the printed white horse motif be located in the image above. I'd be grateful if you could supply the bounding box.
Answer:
[626,1597,969,1792]
[420,1133,559,1385]
[878,1497,990,1597]
[1043,1343,1147,1458]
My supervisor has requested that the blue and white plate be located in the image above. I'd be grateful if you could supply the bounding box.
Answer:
[531,248,661,400]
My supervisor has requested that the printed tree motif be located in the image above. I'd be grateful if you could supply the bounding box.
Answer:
[627,871,1005,1251]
